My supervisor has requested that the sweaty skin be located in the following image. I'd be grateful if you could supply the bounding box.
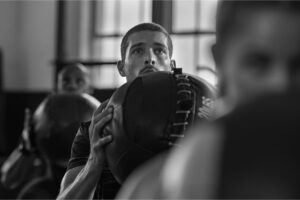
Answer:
[117,31,174,82]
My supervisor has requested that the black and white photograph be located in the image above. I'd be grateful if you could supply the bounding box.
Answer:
[0,0,300,199]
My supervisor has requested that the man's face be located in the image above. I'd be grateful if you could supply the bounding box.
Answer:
[118,31,173,82]
[218,9,300,107]
[58,69,90,94]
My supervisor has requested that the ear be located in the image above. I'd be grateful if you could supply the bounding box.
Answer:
[211,43,221,67]
[212,44,226,96]
[117,60,126,77]
[170,59,176,69]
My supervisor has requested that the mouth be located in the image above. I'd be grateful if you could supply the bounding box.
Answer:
[139,66,158,75]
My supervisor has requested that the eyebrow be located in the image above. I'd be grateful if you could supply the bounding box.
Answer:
[154,42,167,48]
[130,42,144,50]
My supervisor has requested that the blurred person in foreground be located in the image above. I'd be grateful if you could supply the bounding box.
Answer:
[116,1,300,199]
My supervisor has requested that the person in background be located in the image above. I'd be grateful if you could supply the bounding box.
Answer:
[57,63,91,95]
[0,63,92,197]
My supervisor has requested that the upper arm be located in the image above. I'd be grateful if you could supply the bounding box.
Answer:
[59,165,84,193]
[58,123,90,193]
[66,101,109,170]
[67,123,91,170]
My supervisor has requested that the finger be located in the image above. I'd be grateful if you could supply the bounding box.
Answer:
[93,104,105,116]
[95,105,113,117]
[93,106,114,124]
[102,126,110,137]
[90,106,113,139]
[23,108,31,129]
[90,107,112,133]
[93,102,112,116]
[95,135,113,148]
[92,112,113,137]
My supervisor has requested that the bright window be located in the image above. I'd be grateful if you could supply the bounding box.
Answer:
[90,0,218,88]
[91,0,152,88]
[172,0,218,86]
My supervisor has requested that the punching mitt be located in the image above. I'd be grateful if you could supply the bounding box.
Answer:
[33,93,99,167]
[160,91,300,199]
[104,69,216,183]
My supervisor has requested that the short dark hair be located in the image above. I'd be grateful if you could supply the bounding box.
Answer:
[216,0,300,44]
[59,63,89,77]
[120,23,173,61]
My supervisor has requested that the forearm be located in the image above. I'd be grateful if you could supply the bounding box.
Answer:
[57,158,103,200]
[57,104,113,199]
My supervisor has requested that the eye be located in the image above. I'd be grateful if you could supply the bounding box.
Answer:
[242,53,270,75]
[290,58,300,74]
[62,77,70,85]
[155,48,166,55]
[131,48,143,55]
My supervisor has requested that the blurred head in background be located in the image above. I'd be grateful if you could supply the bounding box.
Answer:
[213,1,300,108]
[57,63,91,94]
[117,22,176,82]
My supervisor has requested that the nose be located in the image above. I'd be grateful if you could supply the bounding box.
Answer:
[144,49,156,66]
[66,79,78,91]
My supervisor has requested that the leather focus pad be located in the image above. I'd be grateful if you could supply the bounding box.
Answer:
[34,93,99,166]
[104,71,216,183]
[160,91,300,199]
